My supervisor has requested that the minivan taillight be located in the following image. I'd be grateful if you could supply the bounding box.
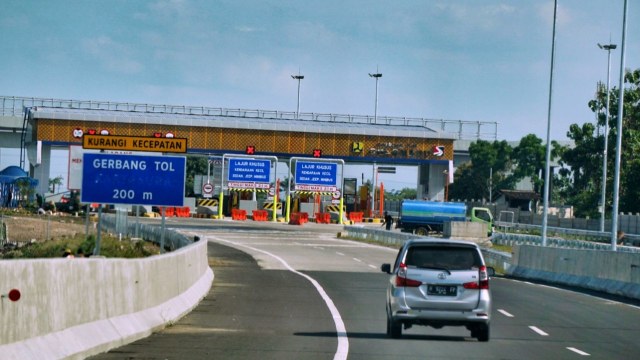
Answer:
[396,262,422,287]
[463,265,489,290]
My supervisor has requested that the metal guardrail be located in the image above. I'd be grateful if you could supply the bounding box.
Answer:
[495,221,640,246]
[1,95,498,140]
[101,211,193,251]
[492,232,640,253]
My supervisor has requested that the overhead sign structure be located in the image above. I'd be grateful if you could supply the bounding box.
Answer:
[219,154,279,221]
[81,153,186,206]
[227,158,272,189]
[82,134,187,153]
[286,157,345,224]
[294,161,338,192]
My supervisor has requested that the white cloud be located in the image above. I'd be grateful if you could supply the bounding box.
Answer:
[435,2,518,30]
[82,36,143,74]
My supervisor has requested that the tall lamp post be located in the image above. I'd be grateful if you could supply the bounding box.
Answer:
[541,0,558,247]
[368,70,382,124]
[610,0,629,251]
[597,42,617,233]
[291,73,304,118]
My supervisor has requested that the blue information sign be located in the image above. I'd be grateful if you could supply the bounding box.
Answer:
[295,161,337,186]
[227,158,271,183]
[81,153,186,206]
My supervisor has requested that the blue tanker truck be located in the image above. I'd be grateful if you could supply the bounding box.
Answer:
[396,200,493,235]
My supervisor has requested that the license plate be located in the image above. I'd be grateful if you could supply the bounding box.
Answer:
[427,285,457,296]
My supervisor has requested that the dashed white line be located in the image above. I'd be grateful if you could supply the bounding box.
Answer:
[498,309,514,317]
[353,258,362,263]
[368,264,377,269]
[567,347,590,356]
[529,326,549,336]
[336,252,345,256]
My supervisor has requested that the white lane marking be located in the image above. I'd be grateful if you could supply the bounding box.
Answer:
[498,309,514,317]
[353,258,362,263]
[529,326,549,336]
[368,264,377,269]
[497,277,640,311]
[336,252,345,256]
[567,347,591,356]
[209,236,349,360]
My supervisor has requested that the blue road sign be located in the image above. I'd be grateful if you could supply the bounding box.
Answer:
[295,161,337,186]
[81,153,186,206]
[227,158,271,183]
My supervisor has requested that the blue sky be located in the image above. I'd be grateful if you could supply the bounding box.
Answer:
[1,0,639,192]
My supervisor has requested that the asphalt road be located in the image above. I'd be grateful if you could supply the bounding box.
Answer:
[90,220,640,359]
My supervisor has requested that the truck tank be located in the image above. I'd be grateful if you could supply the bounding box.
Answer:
[398,200,467,234]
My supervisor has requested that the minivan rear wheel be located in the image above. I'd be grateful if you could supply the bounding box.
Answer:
[387,314,402,338]
[474,324,490,342]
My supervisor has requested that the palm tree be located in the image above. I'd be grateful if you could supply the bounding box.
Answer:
[49,176,64,193]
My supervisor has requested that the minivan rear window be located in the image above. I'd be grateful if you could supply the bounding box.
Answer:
[405,246,481,270]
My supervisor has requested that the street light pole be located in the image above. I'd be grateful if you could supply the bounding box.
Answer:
[597,42,617,233]
[291,73,304,118]
[541,0,558,247]
[368,70,382,124]
[610,0,629,251]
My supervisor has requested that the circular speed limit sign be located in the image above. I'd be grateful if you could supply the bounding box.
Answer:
[332,190,341,199]
[203,183,214,194]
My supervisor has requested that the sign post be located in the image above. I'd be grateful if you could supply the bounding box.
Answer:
[287,157,344,224]
[219,154,278,220]
[81,153,186,206]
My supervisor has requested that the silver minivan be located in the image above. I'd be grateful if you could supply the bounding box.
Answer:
[381,239,494,341]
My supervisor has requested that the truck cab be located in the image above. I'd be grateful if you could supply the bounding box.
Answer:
[470,207,494,235]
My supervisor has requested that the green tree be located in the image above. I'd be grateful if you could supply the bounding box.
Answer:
[384,187,417,201]
[511,134,546,191]
[49,176,64,193]
[564,68,640,215]
[185,156,208,197]
[449,140,514,201]
[555,123,601,217]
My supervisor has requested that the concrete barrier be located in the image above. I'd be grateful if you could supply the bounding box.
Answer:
[508,245,640,299]
[0,235,213,359]
[342,226,640,300]
[443,221,488,240]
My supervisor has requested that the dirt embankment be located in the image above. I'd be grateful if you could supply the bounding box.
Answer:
[1,215,93,243]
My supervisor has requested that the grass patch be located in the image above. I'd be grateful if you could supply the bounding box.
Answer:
[490,244,513,253]
[1,234,161,259]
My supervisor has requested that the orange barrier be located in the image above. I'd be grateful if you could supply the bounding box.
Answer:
[315,212,331,224]
[231,208,247,221]
[289,212,309,225]
[158,206,191,217]
[252,209,268,221]
[348,212,364,223]
[289,212,302,225]
[176,207,188,217]
[299,212,308,224]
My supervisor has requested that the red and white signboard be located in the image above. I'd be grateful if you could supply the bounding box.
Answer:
[202,182,214,198]
[228,181,270,189]
[294,184,337,192]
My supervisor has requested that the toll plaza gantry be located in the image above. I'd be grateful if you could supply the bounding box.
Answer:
[17,98,498,210]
